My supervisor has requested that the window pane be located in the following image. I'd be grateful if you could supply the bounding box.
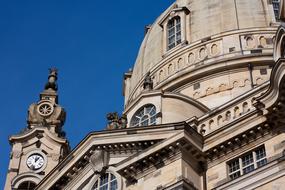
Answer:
[243,164,255,174]
[176,24,181,32]
[169,28,175,36]
[149,107,156,115]
[242,154,254,167]
[111,174,116,180]
[93,173,118,190]
[110,180,117,190]
[100,174,109,186]
[257,159,267,167]
[256,147,266,160]
[150,116,156,125]
[99,185,108,190]
[229,159,240,173]
[229,171,241,180]
[141,119,149,126]
[272,0,280,19]
[168,43,175,50]
[176,17,181,24]
[168,20,174,28]
[176,39,181,45]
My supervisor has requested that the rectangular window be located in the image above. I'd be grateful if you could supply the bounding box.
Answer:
[228,146,267,180]
[167,17,182,50]
[228,159,241,180]
[272,0,280,19]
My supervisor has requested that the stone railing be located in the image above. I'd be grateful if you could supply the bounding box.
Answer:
[128,30,275,103]
[198,100,253,136]
[196,83,269,136]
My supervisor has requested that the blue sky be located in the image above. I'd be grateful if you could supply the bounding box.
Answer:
[0,0,172,188]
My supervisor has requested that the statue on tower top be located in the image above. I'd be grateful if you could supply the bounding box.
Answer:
[45,68,58,91]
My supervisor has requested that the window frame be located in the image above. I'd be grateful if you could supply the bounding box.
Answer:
[272,0,280,20]
[167,16,182,50]
[17,181,37,190]
[227,146,267,180]
[92,172,118,190]
[130,104,157,128]
[158,6,190,54]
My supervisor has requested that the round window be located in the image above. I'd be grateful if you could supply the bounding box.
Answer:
[130,104,157,127]
[37,102,54,116]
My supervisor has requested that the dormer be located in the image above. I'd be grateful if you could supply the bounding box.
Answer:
[158,4,190,54]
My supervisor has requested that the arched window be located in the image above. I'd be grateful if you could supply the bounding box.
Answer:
[17,181,37,190]
[167,17,181,50]
[92,173,118,190]
[130,104,157,127]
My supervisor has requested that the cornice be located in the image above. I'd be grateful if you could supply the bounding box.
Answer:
[35,123,192,189]
[253,58,285,110]
[157,5,190,27]
[9,127,68,145]
[115,130,204,182]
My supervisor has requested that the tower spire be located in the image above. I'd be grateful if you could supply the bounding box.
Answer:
[5,68,69,190]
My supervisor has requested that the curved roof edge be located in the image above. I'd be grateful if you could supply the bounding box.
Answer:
[256,25,285,107]
[9,127,68,145]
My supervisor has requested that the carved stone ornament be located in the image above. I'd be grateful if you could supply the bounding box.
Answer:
[37,102,54,117]
[12,151,22,158]
[143,71,153,90]
[45,68,58,91]
[50,153,60,161]
[89,150,109,174]
[106,112,128,130]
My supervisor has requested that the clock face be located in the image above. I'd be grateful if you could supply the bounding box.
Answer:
[26,154,45,170]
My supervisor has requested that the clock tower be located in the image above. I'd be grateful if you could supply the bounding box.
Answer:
[5,69,70,190]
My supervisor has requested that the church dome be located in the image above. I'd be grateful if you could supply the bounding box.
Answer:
[123,0,280,125]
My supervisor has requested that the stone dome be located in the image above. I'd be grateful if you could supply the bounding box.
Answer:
[124,0,280,112]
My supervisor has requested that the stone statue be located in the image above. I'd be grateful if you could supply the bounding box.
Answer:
[106,112,128,130]
[143,71,153,90]
[119,114,127,129]
[106,112,120,130]
[45,68,58,91]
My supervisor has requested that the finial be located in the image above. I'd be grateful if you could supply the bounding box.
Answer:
[45,68,58,91]
[143,72,153,90]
